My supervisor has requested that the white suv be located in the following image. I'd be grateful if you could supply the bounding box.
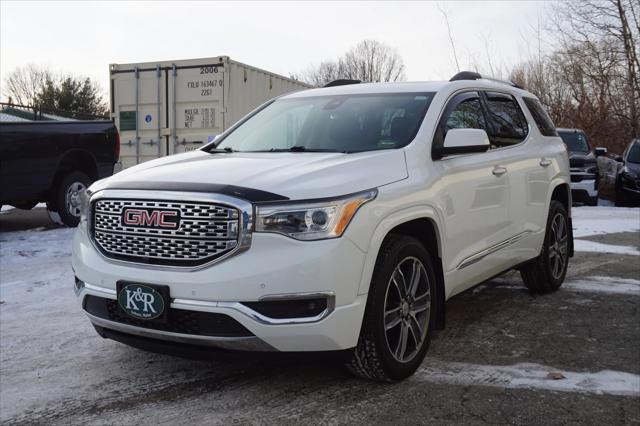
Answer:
[72,72,573,381]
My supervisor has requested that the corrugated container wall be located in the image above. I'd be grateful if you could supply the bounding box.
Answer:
[110,56,311,169]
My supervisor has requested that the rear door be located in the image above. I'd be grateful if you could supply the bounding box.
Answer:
[432,91,514,294]
[111,66,167,169]
[480,91,545,263]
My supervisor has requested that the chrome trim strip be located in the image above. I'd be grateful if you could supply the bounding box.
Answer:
[86,313,275,351]
[457,231,532,270]
[87,189,253,271]
[84,282,117,297]
[178,292,336,325]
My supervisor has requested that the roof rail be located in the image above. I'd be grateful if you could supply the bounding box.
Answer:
[449,71,523,90]
[449,71,482,82]
[323,79,360,88]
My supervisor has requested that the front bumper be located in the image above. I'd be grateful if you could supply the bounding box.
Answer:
[570,178,598,201]
[72,225,368,352]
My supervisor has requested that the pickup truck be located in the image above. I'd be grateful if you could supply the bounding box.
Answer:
[557,128,607,206]
[0,120,119,226]
[73,72,573,381]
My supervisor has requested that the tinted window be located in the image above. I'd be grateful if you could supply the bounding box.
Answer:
[444,96,487,132]
[214,93,434,153]
[558,131,590,153]
[627,143,640,164]
[484,92,528,146]
[522,97,557,136]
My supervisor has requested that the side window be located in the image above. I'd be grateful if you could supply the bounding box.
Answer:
[522,97,558,137]
[445,96,487,133]
[483,92,529,147]
[432,91,488,159]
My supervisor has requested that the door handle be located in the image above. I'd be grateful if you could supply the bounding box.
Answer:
[540,158,552,167]
[492,166,507,176]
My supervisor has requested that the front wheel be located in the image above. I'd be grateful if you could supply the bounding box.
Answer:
[346,235,436,381]
[48,171,91,227]
[519,200,569,293]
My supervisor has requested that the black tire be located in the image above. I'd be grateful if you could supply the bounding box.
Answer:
[346,234,437,381]
[615,188,627,207]
[519,200,569,293]
[586,195,598,206]
[48,171,91,227]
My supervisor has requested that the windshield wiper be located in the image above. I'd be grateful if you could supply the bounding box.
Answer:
[250,146,347,153]
[207,147,235,153]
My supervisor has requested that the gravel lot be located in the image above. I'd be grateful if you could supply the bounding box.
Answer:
[1,206,639,425]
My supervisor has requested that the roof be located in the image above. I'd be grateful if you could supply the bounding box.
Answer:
[281,78,533,99]
[556,128,585,133]
[0,112,30,122]
[0,105,76,122]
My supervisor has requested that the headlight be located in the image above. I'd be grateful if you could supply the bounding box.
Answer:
[255,189,377,240]
[79,188,92,223]
[621,167,637,179]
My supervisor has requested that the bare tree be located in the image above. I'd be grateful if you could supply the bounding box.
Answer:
[2,64,53,106]
[437,3,460,73]
[551,0,639,138]
[302,40,405,87]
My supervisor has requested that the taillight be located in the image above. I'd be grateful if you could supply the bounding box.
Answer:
[114,131,120,162]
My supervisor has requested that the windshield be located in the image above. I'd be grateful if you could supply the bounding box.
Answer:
[558,131,590,153]
[212,93,434,153]
[627,143,640,164]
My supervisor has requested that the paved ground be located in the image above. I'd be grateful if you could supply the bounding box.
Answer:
[1,207,639,425]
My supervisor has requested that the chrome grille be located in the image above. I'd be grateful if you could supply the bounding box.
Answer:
[92,198,240,266]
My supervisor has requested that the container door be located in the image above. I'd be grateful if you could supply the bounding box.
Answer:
[168,63,225,155]
[111,66,167,169]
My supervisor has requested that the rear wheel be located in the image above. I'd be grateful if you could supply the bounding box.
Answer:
[48,171,91,227]
[346,235,436,381]
[520,200,569,293]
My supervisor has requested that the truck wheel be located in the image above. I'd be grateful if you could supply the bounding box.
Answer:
[346,235,436,381]
[519,200,569,293]
[49,171,91,227]
[586,195,598,206]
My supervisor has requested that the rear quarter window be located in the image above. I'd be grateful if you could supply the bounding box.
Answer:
[522,97,558,137]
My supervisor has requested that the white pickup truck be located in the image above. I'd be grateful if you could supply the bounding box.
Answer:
[72,72,573,381]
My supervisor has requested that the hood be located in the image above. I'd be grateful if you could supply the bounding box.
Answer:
[94,149,408,201]
[624,161,640,176]
[568,151,596,168]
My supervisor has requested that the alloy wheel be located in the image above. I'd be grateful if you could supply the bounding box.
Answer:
[383,256,431,363]
[65,181,87,218]
[548,213,568,279]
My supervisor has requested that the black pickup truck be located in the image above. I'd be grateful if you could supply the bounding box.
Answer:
[0,120,119,226]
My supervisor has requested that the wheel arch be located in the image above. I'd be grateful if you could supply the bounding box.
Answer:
[51,150,99,188]
[548,180,574,257]
[48,150,98,195]
[357,208,447,330]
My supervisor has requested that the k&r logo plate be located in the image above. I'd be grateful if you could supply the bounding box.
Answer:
[117,283,166,320]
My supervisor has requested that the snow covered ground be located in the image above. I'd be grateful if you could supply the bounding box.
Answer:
[572,206,639,238]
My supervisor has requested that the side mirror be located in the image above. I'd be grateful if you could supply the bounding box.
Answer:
[614,155,623,162]
[442,129,490,156]
[595,147,607,156]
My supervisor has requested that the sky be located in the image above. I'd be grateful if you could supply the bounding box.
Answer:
[0,1,555,100]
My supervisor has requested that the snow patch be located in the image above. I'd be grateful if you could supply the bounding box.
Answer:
[572,206,640,237]
[564,276,640,295]
[0,203,47,214]
[416,360,640,396]
[574,239,640,256]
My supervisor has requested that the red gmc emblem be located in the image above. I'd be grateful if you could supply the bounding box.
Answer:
[122,208,180,229]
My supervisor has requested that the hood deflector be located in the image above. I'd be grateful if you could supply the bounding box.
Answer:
[100,181,289,203]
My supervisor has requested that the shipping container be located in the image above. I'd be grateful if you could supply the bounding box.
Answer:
[110,56,311,169]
